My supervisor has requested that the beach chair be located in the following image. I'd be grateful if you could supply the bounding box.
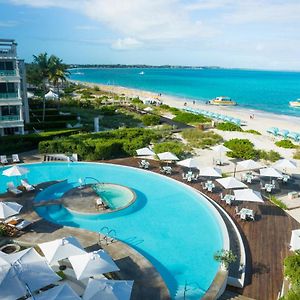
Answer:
[267,127,279,136]
[0,155,8,164]
[235,207,240,215]
[192,174,199,181]
[182,173,188,180]
[7,182,22,195]
[20,179,35,191]
[277,129,289,138]
[12,154,20,163]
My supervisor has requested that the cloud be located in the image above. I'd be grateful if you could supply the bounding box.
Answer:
[0,20,18,27]
[111,37,143,50]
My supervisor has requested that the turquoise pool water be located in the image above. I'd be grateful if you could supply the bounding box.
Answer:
[0,162,224,299]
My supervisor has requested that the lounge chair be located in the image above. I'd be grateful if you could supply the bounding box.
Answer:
[0,155,8,164]
[182,173,188,180]
[7,182,22,195]
[12,154,20,163]
[5,217,32,230]
[20,179,35,191]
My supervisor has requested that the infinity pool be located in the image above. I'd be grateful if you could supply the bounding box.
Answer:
[0,162,226,299]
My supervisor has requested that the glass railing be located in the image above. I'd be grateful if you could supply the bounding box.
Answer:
[0,70,17,76]
[0,92,18,99]
[0,115,20,121]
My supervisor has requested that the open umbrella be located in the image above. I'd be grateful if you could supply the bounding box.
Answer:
[236,159,264,171]
[157,152,179,161]
[136,147,155,156]
[199,167,222,178]
[216,177,247,189]
[83,278,134,300]
[233,188,264,203]
[0,201,23,220]
[68,250,120,280]
[211,144,230,164]
[2,165,29,177]
[28,283,81,300]
[177,158,201,170]
[38,236,86,265]
[273,159,297,172]
[0,248,60,300]
[259,167,282,178]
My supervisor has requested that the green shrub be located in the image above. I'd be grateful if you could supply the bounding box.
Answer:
[153,141,185,157]
[131,98,143,104]
[141,114,160,126]
[294,149,300,160]
[216,122,242,132]
[182,128,222,148]
[224,139,259,160]
[258,150,281,162]
[0,224,7,236]
[284,251,300,286]
[98,105,116,115]
[173,111,209,124]
[275,140,297,149]
[269,195,288,209]
[244,129,261,135]
[25,121,69,130]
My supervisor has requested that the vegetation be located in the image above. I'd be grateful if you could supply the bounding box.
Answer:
[214,249,237,270]
[269,195,288,209]
[244,129,261,135]
[39,128,160,160]
[172,111,210,124]
[153,141,186,157]
[181,128,223,148]
[141,114,161,126]
[294,149,300,160]
[258,150,281,162]
[0,224,7,236]
[275,140,298,149]
[216,122,242,132]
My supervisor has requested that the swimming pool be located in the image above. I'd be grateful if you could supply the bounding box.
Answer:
[0,162,227,299]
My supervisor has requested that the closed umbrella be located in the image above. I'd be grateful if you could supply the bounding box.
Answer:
[199,167,222,178]
[177,158,201,170]
[0,201,23,220]
[38,236,86,265]
[136,147,155,156]
[28,283,81,300]
[83,278,134,300]
[216,177,247,189]
[233,188,264,203]
[237,159,264,171]
[0,248,60,300]
[68,250,120,280]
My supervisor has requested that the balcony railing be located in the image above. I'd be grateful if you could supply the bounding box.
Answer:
[0,70,17,76]
[0,92,18,99]
[0,115,20,121]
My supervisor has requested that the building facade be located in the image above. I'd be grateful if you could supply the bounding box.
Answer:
[0,39,29,136]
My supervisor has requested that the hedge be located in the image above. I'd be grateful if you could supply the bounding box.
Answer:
[275,140,297,149]
[25,121,69,130]
[172,111,209,124]
[141,114,161,126]
[30,115,77,122]
[216,122,242,132]
[153,141,185,157]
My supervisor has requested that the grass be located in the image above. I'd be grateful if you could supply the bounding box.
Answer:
[269,195,288,210]
[275,139,298,149]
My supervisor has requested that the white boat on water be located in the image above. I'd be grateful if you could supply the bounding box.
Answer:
[139,71,145,75]
[208,96,237,106]
[289,99,300,107]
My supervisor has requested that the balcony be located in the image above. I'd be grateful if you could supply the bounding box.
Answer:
[0,115,20,121]
[0,70,16,76]
[0,92,18,99]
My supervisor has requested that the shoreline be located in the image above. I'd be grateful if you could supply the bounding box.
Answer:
[71,80,300,134]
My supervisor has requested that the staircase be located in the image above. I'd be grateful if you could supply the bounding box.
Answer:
[219,291,256,300]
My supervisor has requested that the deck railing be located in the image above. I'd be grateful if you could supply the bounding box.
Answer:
[0,115,20,121]
[0,70,17,76]
[0,92,18,99]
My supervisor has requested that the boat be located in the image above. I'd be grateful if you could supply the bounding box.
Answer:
[139,71,144,75]
[289,99,300,107]
[208,96,237,106]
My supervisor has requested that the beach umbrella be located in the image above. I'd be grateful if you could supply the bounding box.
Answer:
[83,278,134,300]
[199,167,222,178]
[216,177,247,189]
[211,144,230,164]
[267,127,279,136]
[287,132,300,142]
[136,147,155,156]
[0,248,60,300]
[68,250,120,280]
[0,201,23,220]
[2,165,29,177]
[38,236,86,265]
[259,167,282,178]
[273,159,297,171]
[157,152,179,161]
[277,129,289,138]
[45,90,58,100]
[177,158,201,170]
[28,284,81,300]
[237,159,264,170]
[233,188,264,203]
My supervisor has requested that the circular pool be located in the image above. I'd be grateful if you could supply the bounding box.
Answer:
[0,162,228,299]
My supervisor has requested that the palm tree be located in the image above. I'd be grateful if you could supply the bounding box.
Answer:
[49,56,70,109]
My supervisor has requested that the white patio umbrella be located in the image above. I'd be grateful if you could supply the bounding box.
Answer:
[2,165,29,177]
[290,229,300,251]
[157,152,179,161]
[83,278,134,300]
[28,283,81,300]
[273,159,297,172]
[68,250,120,280]
[259,167,283,178]
[0,248,60,300]
[233,188,264,203]
[199,167,222,178]
[45,90,58,100]
[38,236,86,265]
[216,177,247,189]
[177,158,201,170]
[0,201,23,220]
[211,144,230,164]
[236,159,264,170]
[136,147,155,156]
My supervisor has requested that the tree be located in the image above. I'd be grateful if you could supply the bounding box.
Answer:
[214,249,237,270]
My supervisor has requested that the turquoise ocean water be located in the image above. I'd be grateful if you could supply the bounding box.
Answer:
[69,68,300,117]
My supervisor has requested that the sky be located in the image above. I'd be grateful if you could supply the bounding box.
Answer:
[1,0,300,70]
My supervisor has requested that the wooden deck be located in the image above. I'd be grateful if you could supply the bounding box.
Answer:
[107,157,300,300]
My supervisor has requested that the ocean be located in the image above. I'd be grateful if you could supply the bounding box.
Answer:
[69,68,300,117]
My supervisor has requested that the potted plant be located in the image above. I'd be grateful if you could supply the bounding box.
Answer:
[214,249,237,270]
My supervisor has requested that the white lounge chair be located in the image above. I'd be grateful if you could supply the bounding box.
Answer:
[12,154,20,163]
[1,155,8,164]
[20,179,35,191]
[7,182,22,195]
[5,217,32,230]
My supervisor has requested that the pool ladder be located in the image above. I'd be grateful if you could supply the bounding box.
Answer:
[83,177,103,186]
[99,226,117,246]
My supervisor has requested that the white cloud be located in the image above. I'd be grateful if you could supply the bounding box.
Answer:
[111,37,143,50]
